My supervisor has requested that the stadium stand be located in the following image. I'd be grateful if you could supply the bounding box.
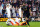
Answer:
[0,0,40,21]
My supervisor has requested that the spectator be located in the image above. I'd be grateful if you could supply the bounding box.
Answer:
[0,0,3,2]
[12,6,15,14]
[1,2,4,8]
[0,3,3,14]
[0,0,40,18]
[12,6,16,17]
[16,11,19,17]
[35,1,39,6]
[10,1,13,7]
[39,2,40,11]
[4,12,7,18]
[1,14,4,18]
[32,6,36,11]
[2,6,6,15]
[0,13,1,18]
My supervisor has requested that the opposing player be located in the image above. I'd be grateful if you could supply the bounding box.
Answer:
[22,4,31,27]
[25,17,30,27]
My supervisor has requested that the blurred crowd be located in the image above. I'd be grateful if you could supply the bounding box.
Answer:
[0,0,40,18]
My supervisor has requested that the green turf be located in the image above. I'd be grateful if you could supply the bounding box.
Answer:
[0,22,40,27]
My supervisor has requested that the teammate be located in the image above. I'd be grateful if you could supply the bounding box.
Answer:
[18,6,22,17]
[6,17,20,26]
[6,17,16,25]
[15,17,20,25]
[6,4,12,18]
[6,17,12,25]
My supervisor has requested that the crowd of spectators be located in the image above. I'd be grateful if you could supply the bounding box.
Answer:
[0,0,40,18]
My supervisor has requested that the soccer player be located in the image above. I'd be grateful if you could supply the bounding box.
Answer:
[6,4,12,18]
[6,17,20,26]
[6,17,16,25]
[18,6,22,17]
[25,17,30,27]
[25,5,31,27]
[15,17,20,25]
[6,17,12,25]
[22,4,31,27]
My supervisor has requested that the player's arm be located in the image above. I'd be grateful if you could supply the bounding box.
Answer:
[29,8,32,16]
[29,8,31,27]
[6,19,9,24]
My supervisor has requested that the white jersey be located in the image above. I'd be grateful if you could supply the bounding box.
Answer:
[6,18,16,24]
[0,6,3,14]
[15,18,20,23]
[18,8,21,17]
[6,18,11,24]
[11,19,16,24]
[6,4,11,18]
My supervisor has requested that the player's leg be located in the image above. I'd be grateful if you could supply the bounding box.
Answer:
[26,14,30,27]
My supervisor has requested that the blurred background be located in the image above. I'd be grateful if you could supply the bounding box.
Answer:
[0,0,40,21]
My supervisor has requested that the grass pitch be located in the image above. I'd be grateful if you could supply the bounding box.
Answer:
[0,22,40,27]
